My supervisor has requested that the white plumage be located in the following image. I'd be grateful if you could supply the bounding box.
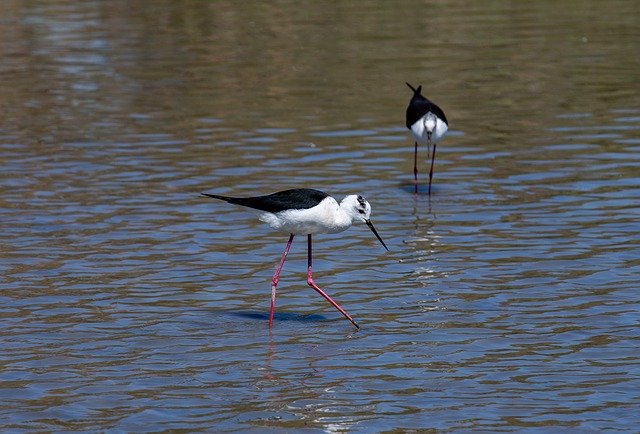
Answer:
[259,195,370,235]
[409,112,449,146]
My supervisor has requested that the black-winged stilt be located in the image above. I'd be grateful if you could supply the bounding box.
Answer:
[405,82,448,195]
[201,188,388,329]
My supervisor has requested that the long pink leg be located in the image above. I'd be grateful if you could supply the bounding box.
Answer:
[428,142,437,196]
[413,141,419,193]
[306,234,360,329]
[269,234,295,327]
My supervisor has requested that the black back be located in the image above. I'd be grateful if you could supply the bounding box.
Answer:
[405,82,448,128]
[201,188,330,213]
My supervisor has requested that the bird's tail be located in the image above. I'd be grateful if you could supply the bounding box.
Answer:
[202,192,255,209]
[406,82,422,95]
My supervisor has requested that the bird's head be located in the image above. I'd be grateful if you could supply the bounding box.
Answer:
[341,195,388,251]
[424,112,438,135]
[341,194,371,222]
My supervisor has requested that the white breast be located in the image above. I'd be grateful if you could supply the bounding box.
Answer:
[410,113,448,143]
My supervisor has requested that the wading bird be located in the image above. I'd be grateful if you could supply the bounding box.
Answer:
[201,188,388,329]
[405,82,448,195]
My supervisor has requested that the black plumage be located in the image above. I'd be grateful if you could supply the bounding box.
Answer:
[405,82,448,129]
[201,188,330,213]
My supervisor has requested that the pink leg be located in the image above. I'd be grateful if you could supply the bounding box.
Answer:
[269,234,295,327]
[306,234,360,329]
[428,142,437,196]
[413,141,418,193]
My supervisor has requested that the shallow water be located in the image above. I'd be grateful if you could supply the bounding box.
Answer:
[1,1,640,432]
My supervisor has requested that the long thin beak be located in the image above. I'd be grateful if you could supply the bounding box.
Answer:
[365,219,389,251]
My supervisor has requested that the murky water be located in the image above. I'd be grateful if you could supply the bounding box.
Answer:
[1,1,639,431]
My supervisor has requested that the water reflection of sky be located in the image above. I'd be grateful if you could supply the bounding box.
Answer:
[1,1,640,432]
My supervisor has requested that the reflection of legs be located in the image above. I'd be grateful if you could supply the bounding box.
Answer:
[413,141,418,193]
[269,234,294,327]
[306,234,360,329]
[428,142,437,195]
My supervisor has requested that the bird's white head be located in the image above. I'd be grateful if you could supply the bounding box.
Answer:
[340,194,372,222]
[424,112,437,134]
[423,111,448,143]
[340,195,388,251]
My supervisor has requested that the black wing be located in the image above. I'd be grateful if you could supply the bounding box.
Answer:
[405,83,448,128]
[201,188,329,213]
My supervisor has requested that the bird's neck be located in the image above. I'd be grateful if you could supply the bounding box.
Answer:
[333,204,356,230]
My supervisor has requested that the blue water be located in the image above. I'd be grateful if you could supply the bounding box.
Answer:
[1,1,639,432]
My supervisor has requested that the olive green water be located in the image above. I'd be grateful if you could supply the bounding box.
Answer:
[1,1,639,432]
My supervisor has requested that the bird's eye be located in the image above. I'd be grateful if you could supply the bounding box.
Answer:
[358,209,365,214]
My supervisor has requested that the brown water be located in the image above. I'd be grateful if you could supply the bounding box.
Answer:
[1,1,639,432]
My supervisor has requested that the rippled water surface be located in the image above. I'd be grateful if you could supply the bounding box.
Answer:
[2,1,640,432]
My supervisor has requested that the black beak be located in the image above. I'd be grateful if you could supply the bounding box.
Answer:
[365,219,389,251]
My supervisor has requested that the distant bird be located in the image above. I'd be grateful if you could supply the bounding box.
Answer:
[405,82,448,195]
[201,188,388,329]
